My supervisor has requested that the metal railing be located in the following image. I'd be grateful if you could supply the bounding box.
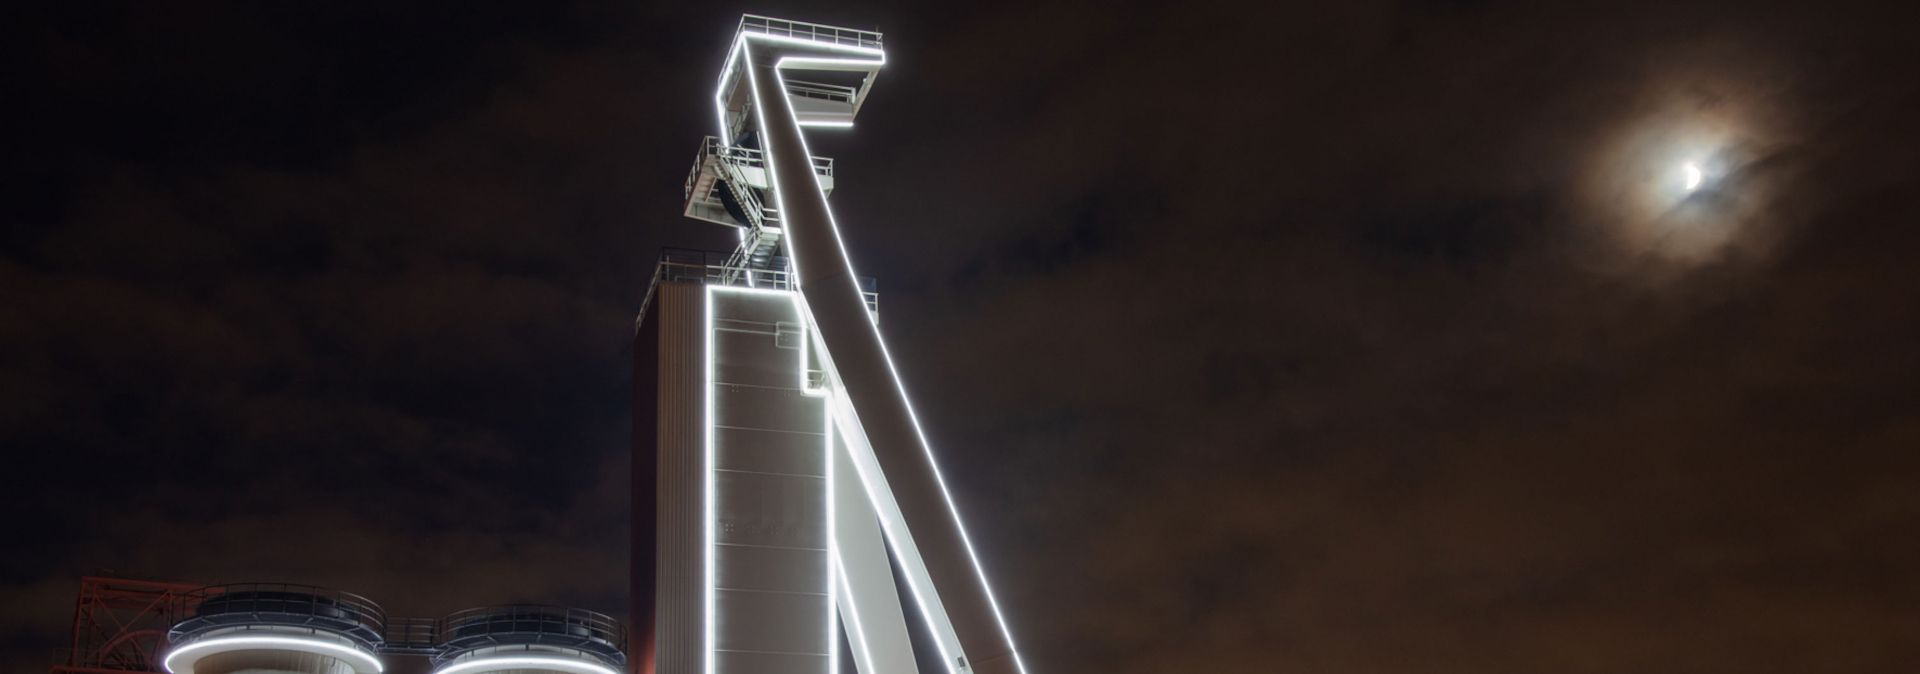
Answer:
[715,148,774,229]
[638,250,880,326]
[435,605,626,667]
[785,80,858,105]
[740,14,883,51]
[684,137,834,231]
[703,136,834,179]
[383,616,440,653]
[167,583,387,650]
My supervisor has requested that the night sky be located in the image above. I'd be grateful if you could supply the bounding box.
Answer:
[6,1,1919,672]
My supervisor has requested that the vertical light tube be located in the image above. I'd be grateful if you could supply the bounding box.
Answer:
[702,286,716,674]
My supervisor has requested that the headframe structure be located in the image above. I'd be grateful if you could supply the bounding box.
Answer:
[657,14,1028,674]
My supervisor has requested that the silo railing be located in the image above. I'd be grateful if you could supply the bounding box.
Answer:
[167,583,387,650]
[434,605,626,668]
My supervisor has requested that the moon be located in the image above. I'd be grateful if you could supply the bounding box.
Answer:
[1682,162,1703,191]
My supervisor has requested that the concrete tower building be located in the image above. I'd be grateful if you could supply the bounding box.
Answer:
[634,15,1026,674]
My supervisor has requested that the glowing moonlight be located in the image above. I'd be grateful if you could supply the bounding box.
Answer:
[1682,161,1703,191]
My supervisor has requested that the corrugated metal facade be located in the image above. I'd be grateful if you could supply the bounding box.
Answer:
[644,282,707,674]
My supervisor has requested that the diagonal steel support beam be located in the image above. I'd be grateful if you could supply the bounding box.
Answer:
[736,34,1027,674]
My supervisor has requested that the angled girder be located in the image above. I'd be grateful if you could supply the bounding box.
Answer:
[706,17,1029,674]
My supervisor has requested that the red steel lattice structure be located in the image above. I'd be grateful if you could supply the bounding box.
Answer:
[53,575,200,674]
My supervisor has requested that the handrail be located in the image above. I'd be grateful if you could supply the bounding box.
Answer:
[702,136,834,177]
[435,604,626,664]
[685,137,836,235]
[637,253,880,328]
[739,14,882,50]
[715,150,772,228]
[383,616,439,652]
[167,583,387,650]
[785,80,858,104]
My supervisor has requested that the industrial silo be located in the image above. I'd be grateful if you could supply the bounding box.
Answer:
[430,605,626,674]
[164,583,386,674]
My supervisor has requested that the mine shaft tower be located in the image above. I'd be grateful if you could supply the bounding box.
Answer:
[635,14,1027,674]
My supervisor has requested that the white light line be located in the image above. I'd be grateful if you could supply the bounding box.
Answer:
[741,42,801,283]
[833,547,880,674]
[765,45,1031,674]
[743,32,885,57]
[435,656,621,674]
[704,285,717,674]
[757,43,974,672]
[775,55,889,69]
[711,284,792,298]
[867,300,1032,674]
[796,294,826,396]
[825,383,960,672]
[164,635,383,674]
[713,40,746,146]
[723,29,1030,674]
[825,385,839,674]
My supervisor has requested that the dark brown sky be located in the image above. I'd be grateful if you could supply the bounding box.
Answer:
[4,1,1918,672]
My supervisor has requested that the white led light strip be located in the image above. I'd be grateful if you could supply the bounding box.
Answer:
[754,40,1032,674]
[703,285,718,674]
[834,548,879,674]
[702,19,1030,674]
[706,283,837,674]
[825,378,840,674]
[434,655,621,674]
[163,634,383,674]
[742,31,884,57]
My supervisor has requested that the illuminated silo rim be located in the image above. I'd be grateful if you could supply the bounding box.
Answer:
[430,605,627,674]
[162,583,388,674]
[434,655,622,674]
[163,633,385,674]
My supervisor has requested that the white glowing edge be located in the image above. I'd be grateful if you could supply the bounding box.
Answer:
[779,53,885,135]
[712,31,1030,674]
[833,548,879,674]
[435,655,620,674]
[744,31,885,58]
[740,43,1031,673]
[741,42,795,283]
[741,39,955,669]
[713,41,745,146]
[712,40,885,150]
[705,283,839,674]
[164,635,383,674]
[799,306,828,396]
[824,383,840,674]
[703,285,718,674]
[775,55,886,68]
[774,71,1033,674]
[823,384,962,670]
[706,282,806,674]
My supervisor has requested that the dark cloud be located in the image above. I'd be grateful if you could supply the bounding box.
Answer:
[4,1,1918,673]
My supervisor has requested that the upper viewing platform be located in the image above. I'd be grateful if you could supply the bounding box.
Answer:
[736,14,883,52]
[687,14,889,273]
[713,15,886,141]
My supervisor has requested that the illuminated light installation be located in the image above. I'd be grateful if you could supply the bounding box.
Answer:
[163,634,384,674]
[430,606,629,674]
[435,657,622,674]
[160,584,389,674]
[159,583,629,674]
[640,14,1027,674]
